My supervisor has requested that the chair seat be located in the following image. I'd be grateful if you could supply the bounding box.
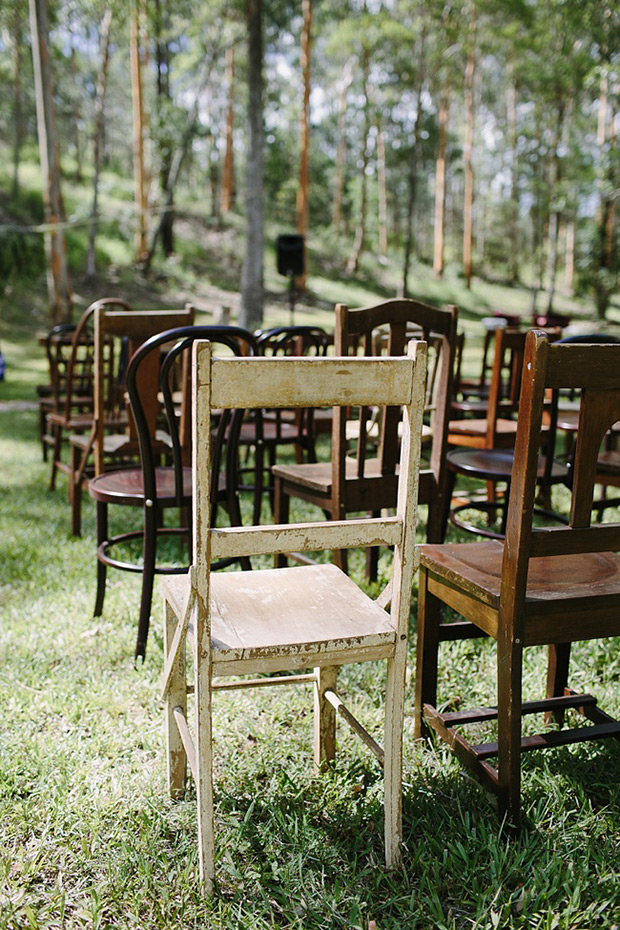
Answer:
[448,417,518,438]
[272,456,387,494]
[71,427,170,457]
[163,563,396,672]
[447,448,570,483]
[597,450,620,475]
[89,465,193,505]
[239,419,302,444]
[420,540,620,613]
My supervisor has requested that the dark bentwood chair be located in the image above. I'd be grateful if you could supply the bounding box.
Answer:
[89,325,259,660]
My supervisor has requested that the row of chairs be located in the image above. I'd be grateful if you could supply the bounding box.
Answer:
[38,302,620,890]
[160,329,620,890]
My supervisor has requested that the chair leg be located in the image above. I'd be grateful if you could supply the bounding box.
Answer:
[496,633,523,830]
[365,510,380,582]
[164,598,187,800]
[93,500,108,617]
[545,643,572,727]
[49,424,63,491]
[274,477,289,568]
[384,641,407,868]
[413,568,442,739]
[313,665,337,770]
[69,445,82,537]
[135,505,158,661]
[194,615,215,891]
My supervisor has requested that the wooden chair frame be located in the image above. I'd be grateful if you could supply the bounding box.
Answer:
[272,298,457,577]
[415,330,620,828]
[68,306,195,535]
[161,340,427,890]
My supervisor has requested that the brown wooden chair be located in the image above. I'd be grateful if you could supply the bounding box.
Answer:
[160,339,427,890]
[89,324,259,660]
[414,329,620,829]
[446,326,568,535]
[67,305,195,536]
[46,299,134,493]
[39,323,79,463]
[273,298,458,578]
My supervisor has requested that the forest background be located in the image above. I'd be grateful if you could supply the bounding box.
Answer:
[0,0,618,337]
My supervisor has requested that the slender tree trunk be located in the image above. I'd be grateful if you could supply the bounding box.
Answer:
[433,84,448,279]
[463,7,476,289]
[87,9,113,280]
[220,44,236,214]
[70,46,83,182]
[376,111,388,261]
[595,68,615,319]
[346,43,370,275]
[545,99,565,314]
[155,0,174,256]
[564,215,575,293]
[240,0,264,330]
[332,58,354,230]
[130,2,148,261]
[296,0,312,289]
[506,69,519,283]
[11,7,24,199]
[29,0,72,323]
[401,26,426,298]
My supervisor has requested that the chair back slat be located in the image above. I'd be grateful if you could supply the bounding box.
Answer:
[208,356,416,410]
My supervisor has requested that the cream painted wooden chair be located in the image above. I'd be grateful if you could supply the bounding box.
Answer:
[160,339,427,890]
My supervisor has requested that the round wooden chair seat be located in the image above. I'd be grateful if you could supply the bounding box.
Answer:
[89,466,192,506]
[447,448,570,483]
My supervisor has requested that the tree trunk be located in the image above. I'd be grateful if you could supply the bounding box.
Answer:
[87,9,113,280]
[296,0,312,289]
[595,69,615,319]
[11,6,25,199]
[564,215,575,293]
[332,58,354,231]
[463,7,476,289]
[155,0,174,256]
[376,111,388,261]
[346,44,370,275]
[433,84,448,279]
[401,26,426,298]
[240,0,264,330]
[545,99,565,314]
[130,2,148,261]
[70,46,83,182]
[29,0,72,323]
[506,68,520,283]
[220,44,236,214]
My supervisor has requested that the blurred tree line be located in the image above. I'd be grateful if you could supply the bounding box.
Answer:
[0,0,618,325]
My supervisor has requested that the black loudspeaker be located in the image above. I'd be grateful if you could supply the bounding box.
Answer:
[276,234,305,277]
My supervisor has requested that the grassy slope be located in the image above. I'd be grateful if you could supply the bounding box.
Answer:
[1,166,620,928]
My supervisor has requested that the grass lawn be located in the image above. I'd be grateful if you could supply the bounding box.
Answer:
[1,311,620,930]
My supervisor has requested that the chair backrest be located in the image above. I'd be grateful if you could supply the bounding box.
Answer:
[502,331,620,630]
[126,325,259,509]
[92,306,195,473]
[191,339,428,641]
[334,297,458,541]
[45,323,79,407]
[60,299,134,422]
[482,326,529,444]
[256,325,330,357]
